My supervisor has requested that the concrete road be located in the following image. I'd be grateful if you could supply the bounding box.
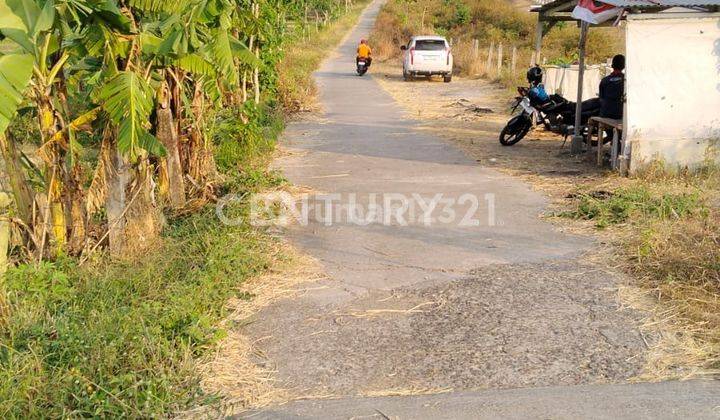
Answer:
[248,380,720,419]
[243,0,720,417]
[273,0,589,306]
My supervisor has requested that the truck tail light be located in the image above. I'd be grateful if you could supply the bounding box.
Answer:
[410,47,415,65]
[446,48,451,65]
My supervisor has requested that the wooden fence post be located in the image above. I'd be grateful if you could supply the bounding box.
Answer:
[473,39,479,58]
[486,42,495,74]
[511,46,517,74]
[497,43,504,75]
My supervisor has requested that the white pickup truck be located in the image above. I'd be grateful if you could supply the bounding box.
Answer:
[400,36,453,83]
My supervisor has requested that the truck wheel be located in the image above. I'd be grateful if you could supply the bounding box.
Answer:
[443,74,452,83]
[403,70,412,82]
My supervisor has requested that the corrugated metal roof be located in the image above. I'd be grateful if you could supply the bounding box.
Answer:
[533,0,720,12]
[602,0,720,6]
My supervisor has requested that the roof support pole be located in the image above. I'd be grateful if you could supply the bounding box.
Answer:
[571,21,590,154]
[533,21,543,65]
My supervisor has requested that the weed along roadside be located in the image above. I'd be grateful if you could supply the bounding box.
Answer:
[559,169,720,378]
[0,0,371,416]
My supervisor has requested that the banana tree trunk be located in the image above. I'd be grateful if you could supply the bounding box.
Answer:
[124,161,163,253]
[187,83,217,186]
[65,167,87,255]
[0,133,34,224]
[157,82,186,209]
[242,71,248,103]
[245,33,255,104]
[106,134,129,255]
[37,99,67,255]
[253,45,260,104]
[231,30,244,106]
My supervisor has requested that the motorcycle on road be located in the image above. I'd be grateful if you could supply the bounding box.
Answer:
[356,58,369,76]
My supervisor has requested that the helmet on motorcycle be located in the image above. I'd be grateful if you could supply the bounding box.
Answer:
[526,65,543,85]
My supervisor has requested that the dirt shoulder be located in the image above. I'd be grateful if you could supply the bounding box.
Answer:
[372,61,610,209]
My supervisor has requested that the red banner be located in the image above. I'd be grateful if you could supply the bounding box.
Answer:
[572,0,622,24]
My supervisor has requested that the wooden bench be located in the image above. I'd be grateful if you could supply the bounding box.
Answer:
[588,117,623,169]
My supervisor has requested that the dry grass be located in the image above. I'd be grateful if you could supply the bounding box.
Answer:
[627,214,720,372]
[544,162,720,377]
[334,300,444,319]
[621,284,720,381]
[556,165,720,377]
[197,242,326,413]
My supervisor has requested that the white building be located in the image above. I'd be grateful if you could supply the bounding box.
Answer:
[533,0,720,173]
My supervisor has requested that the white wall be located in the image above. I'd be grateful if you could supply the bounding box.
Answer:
[626,14,720,172]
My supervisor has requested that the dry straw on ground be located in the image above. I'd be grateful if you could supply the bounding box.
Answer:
[196,241,327,413]
[363,387,454,398]
[620,285,720,381]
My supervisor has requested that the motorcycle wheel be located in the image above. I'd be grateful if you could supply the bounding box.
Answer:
[499,115,531,146]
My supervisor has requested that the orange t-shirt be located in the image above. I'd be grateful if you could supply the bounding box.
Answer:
[357,44,372,58]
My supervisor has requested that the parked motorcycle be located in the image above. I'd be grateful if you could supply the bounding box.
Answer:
[356,58,369,76]
[499,87,601,146]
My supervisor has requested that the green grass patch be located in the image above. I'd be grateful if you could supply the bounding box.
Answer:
[559,186,704,229]
[0,145,285,418]
[0,198,278,417]
[213,105,285,174]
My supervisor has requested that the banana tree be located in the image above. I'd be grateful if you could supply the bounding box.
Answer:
[140,0,261,195]
[0,53,35,226]
[0,0,79,256]
[0,0,166,256]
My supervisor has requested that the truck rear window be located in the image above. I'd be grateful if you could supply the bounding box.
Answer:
[415,40,446,51]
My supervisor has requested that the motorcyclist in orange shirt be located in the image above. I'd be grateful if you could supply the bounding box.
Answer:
[357,39,372,67]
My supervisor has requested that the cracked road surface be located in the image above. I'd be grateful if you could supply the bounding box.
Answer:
[243,0,720,417]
